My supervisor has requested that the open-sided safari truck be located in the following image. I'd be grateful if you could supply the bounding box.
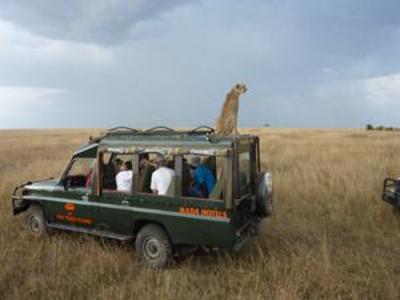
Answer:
[12,126,273,268]
[383,178,400,210]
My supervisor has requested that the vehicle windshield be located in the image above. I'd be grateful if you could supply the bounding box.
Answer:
[63,158,96,189]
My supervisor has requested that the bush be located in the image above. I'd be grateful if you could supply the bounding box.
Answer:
[366,124,399,131]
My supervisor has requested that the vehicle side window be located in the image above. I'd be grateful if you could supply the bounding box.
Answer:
[102,153,134,193]
[137,153,156,193]
[63,158,96,189]
[137,152,175,197]
[181,155,221,200]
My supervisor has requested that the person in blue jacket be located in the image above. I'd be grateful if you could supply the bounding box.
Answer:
[189,156,216,198]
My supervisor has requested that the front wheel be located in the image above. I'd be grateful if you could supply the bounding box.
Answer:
[24,205,48,238]
[135,224,174,268]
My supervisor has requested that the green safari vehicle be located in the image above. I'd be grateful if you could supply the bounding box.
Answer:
[12,126,273,268]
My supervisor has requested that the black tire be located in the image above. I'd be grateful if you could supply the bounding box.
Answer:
[24,205,48,238]
[135,224,174,268]
[255,172,273,217]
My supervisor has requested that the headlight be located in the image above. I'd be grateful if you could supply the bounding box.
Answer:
[264,172,272,194]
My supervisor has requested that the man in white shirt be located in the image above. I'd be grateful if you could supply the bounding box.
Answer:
[150,155,175,196]
[116,161,133,192]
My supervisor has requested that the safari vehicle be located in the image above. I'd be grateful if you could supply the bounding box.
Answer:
[12,126,273,268]
[382,178,400,209]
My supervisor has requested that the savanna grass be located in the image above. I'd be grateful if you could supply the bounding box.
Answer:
[0,128,400,299]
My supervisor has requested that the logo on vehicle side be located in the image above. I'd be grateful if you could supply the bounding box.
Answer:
[179,207,228,219]
[64,203,76,212]
[58,202,92,225]
[56,214,93,225]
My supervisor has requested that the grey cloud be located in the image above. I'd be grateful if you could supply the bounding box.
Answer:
[1,0,400,128]
[282,0,400,27]
[0,0,195,44]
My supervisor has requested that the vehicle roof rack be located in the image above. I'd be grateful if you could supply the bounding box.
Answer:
[88,126,139,143]
[189,126,215,135]
[144,125,214,135]
[107,126,139,133]
[89,125,217,144]
[145,126,176,133]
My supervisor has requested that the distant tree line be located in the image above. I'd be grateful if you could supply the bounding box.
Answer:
[366,124,400,131]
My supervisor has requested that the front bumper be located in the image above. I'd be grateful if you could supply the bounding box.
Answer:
[382,191,400,208]
[11,183,30,215]
[382,178,400,209]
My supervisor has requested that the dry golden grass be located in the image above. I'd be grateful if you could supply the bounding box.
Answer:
[1,128,400,300]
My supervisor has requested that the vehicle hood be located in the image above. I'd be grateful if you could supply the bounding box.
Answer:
[24,179,59,192]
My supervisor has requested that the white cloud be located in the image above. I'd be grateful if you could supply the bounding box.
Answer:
[0,86,66,108]
[364,73,400,104]
[0,19,116,67]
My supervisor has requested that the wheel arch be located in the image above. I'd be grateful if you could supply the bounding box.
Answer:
[27,199,43,207]
[132,219,173,244]
[25,199,50,220]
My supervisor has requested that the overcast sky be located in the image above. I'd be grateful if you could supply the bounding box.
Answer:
[0,0,399,129]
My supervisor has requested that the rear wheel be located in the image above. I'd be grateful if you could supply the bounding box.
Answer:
[135,224,174,268]
[24,205,48,238]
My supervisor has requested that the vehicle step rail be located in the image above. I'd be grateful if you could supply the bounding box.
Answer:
[47,223,133,241]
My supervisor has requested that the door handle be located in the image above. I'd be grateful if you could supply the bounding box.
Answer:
[121,200,129,206]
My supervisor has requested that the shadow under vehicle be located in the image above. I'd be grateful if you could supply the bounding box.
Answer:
[12,126,273,268]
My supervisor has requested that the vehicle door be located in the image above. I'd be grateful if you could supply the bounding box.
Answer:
[47,157,96,228]
[91,152,132,234]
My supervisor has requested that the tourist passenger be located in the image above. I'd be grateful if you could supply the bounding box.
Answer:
[114,158,123,173]
[103,158,123,189]
[116,161,133,192]
[150,154,175,196]
[138,153,155,193]
[189,156,216,198]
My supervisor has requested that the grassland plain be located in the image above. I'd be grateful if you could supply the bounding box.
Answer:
[1,128,400,300]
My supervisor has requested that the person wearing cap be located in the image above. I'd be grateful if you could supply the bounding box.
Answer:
[150,154,175,196]
[189,156,216,198]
